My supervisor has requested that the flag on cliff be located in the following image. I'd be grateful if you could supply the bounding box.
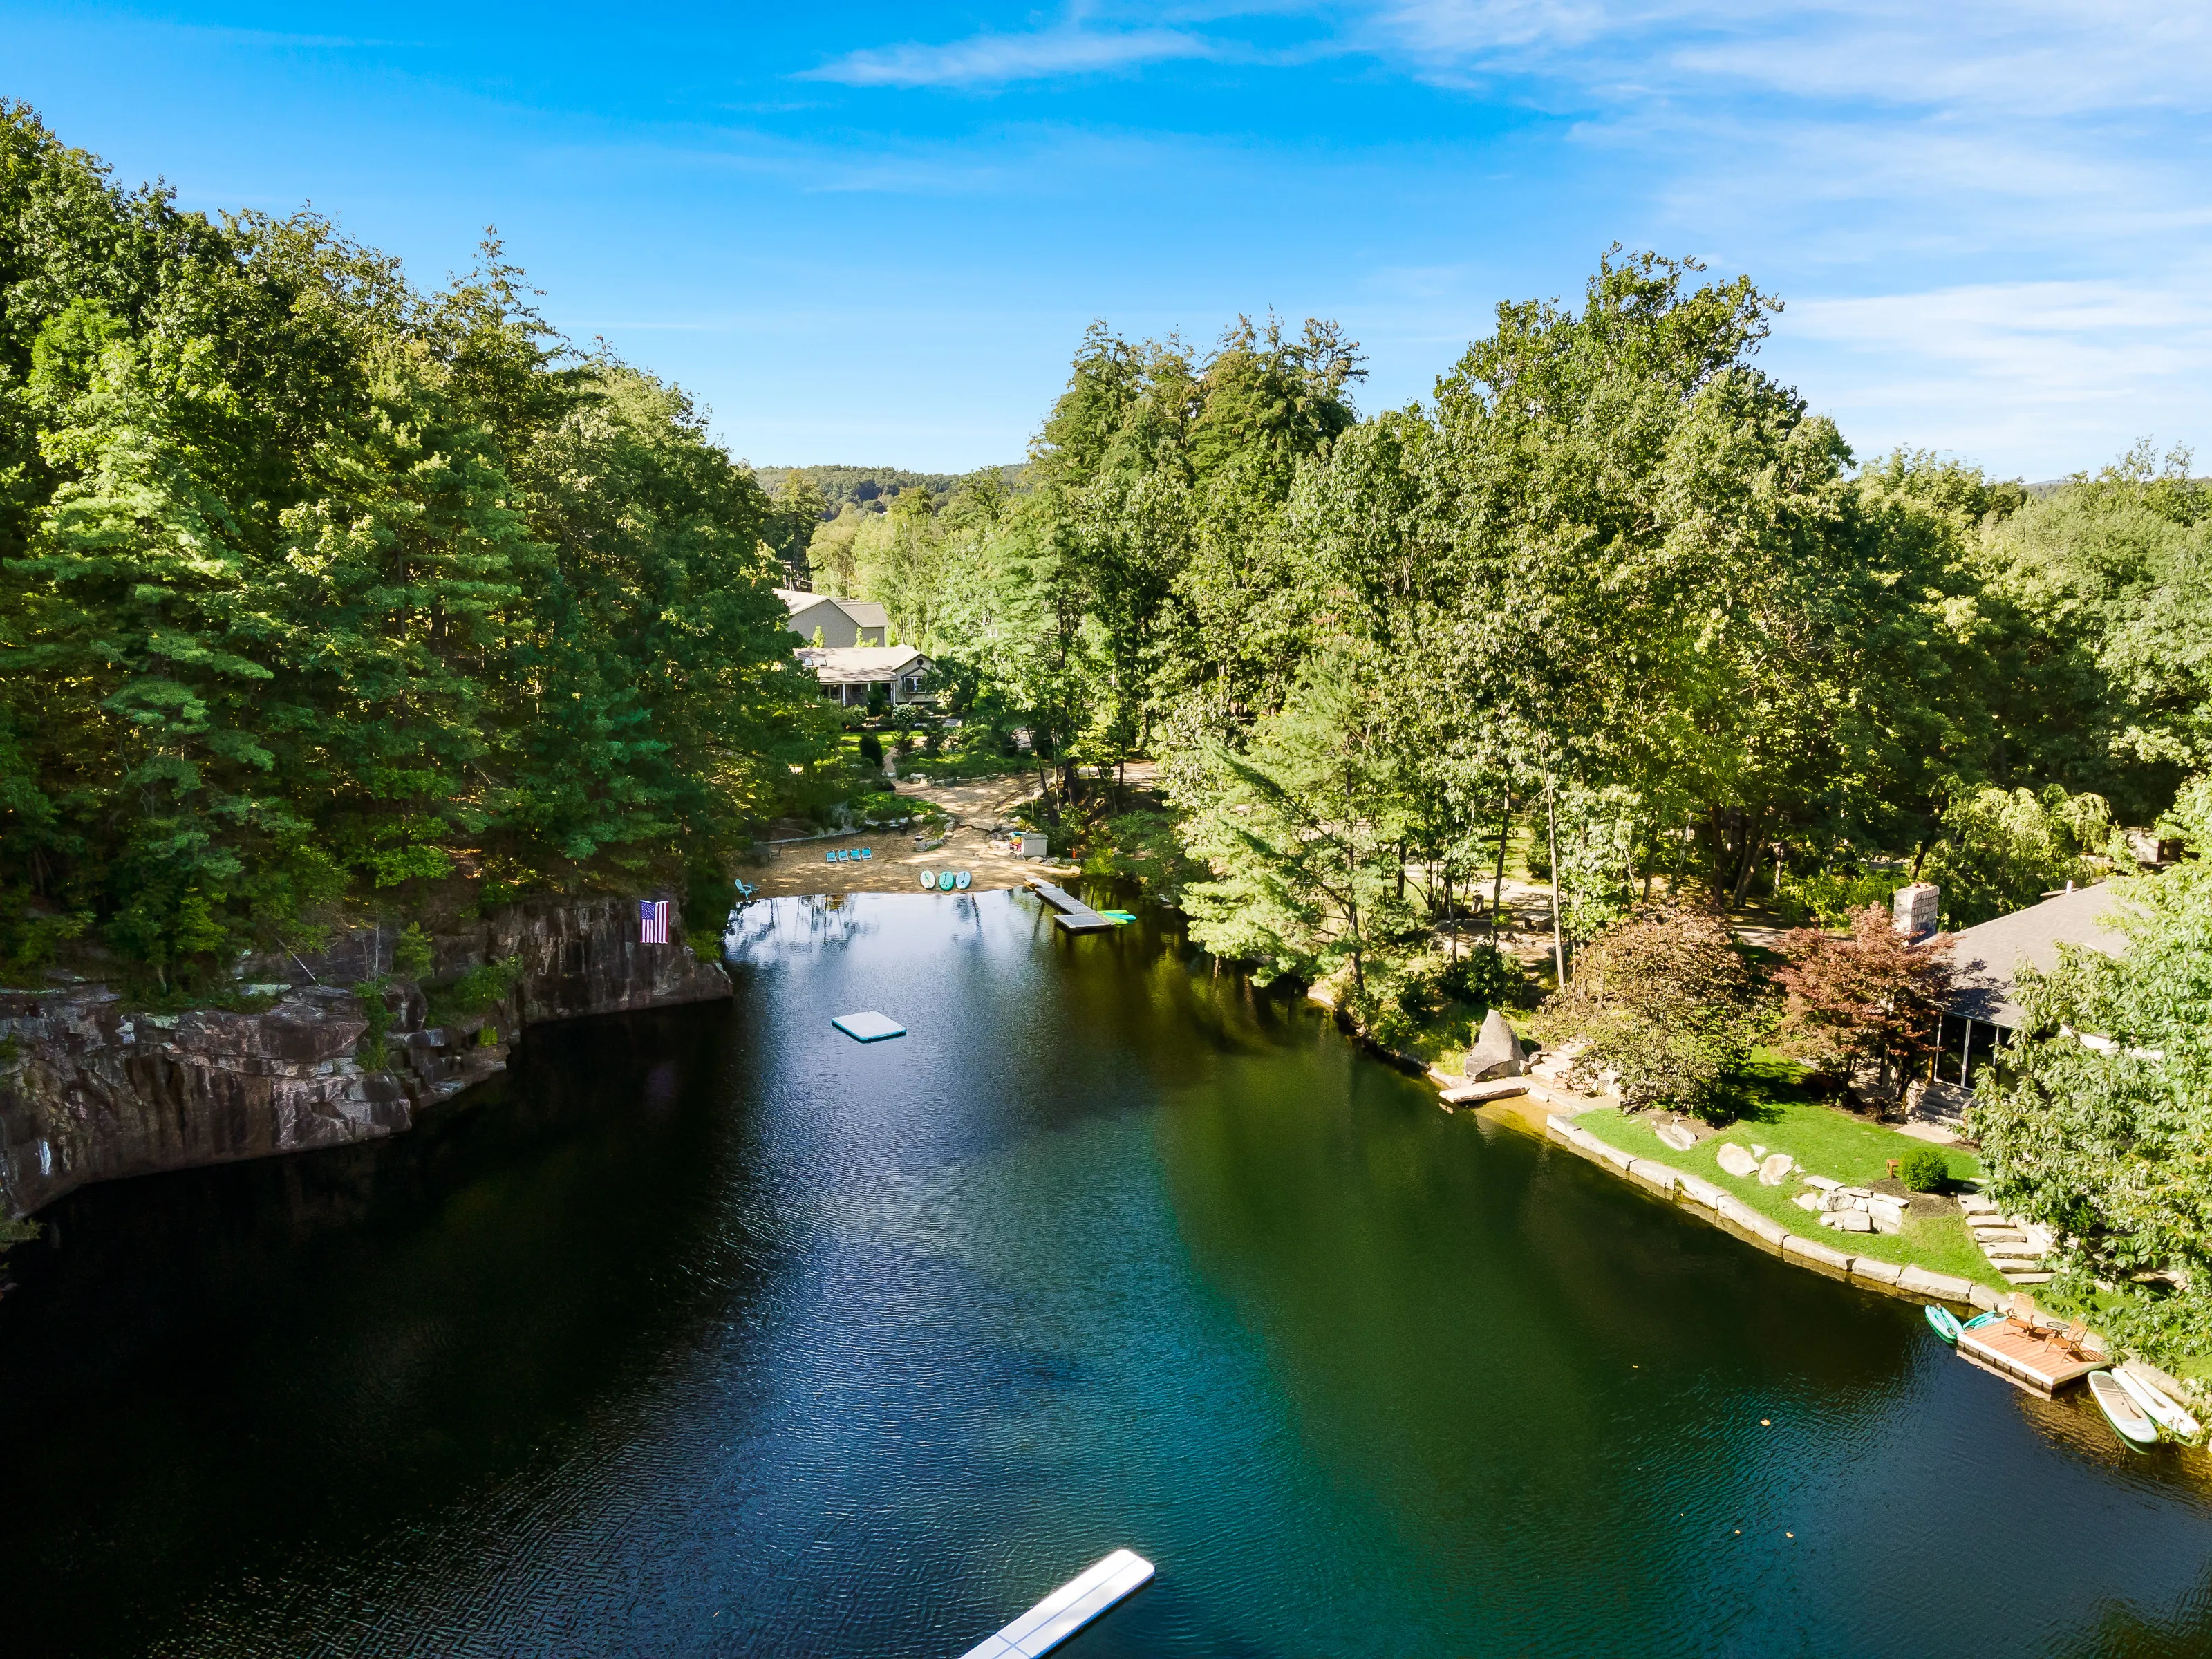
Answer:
[639,899,669,944]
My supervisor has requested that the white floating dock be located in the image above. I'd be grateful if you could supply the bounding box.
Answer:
[832,1010,906,1042]
[1028,880,1116,933]
[956,1550,1155,1659]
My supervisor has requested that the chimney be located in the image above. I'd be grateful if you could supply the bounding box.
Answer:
[1893,882,1939,941]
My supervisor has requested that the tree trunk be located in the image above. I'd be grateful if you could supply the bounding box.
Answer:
[1489,787,1512,939]
[1546,784,1566,988]
[1729,806,1771,906]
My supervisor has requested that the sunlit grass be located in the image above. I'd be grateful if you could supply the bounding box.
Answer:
[1574,1064,2004,1290]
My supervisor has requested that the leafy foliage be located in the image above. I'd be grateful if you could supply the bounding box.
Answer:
[0,106,832,993]
[1899,1145,1950,1192]
[1971,838,2212,1365]
[1774,905,1956,1094]
[1537,905,1768,1118]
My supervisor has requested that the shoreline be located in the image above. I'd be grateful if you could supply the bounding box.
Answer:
[1508,1096,2206,1438]
[1536,1107,2000,1312]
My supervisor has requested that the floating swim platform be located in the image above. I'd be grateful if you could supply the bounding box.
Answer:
[955,1549,1155,1659]
[1027,879,1115,933]
[831,1011,906,1042]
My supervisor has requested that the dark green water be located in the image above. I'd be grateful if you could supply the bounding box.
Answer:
[3,890,2210,1657]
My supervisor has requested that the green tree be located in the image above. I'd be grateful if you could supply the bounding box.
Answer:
[1536,904,1767,1117]
[1973,785,2212,1365]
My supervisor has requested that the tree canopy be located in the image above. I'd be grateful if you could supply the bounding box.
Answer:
[0,105,831,988]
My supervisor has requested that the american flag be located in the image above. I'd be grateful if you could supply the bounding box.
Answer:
[639,899,670,944]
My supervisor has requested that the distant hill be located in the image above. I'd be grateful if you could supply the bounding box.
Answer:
[749,462,1029,515]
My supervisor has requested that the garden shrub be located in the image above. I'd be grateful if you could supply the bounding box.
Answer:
[1900,1145,1950,1192]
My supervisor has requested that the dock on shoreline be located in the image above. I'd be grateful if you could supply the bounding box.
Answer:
[1028,879,1116,933]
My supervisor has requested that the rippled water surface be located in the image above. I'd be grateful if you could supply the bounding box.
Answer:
[4,890,2211,1657]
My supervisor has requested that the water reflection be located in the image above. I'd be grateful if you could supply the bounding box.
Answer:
[0,890,2206,1658]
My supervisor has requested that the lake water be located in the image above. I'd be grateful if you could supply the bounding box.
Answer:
[3,890,2209,1657]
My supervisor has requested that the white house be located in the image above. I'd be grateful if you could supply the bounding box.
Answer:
[776,588,887,648]
[797,644,933,707]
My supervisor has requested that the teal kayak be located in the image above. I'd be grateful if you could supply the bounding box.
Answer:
[1926,1305,1964,1344]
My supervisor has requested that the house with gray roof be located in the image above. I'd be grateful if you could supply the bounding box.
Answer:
[776,588,887,648]
[1919,881,2134,1115]
[796,644,932,707]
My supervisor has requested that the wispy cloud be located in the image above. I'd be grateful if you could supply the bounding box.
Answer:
[1770,275,2212,472]
[803,24,1224,88]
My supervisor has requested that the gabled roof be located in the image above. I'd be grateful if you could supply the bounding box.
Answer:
[1942,881,2133,1027]
[774,588,888,630]
[795,645,930,684]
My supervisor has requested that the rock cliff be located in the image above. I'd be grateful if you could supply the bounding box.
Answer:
[0,896,729,1217]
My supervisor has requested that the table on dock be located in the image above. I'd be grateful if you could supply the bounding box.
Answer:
[957,1550,1154,1659]
[1028,879,1115,933]
[1957,1320,2105,1397]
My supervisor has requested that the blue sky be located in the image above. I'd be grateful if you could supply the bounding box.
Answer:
[7,2,2208,478]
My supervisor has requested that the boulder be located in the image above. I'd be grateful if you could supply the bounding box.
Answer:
[1678,1175,1727,1210]
[1821,1209,1875,1233]
[1897,1266,1978,1303]
[1802,1174,1841,1192]
[1440,1077,1528,1105]
[1463,1008,1528,1081]
[1716,1143,1760,1179]
[1793,1191,1825,1212]
[1783,1234,1854,1271]
[1757,1153,1795,1186]
[1655,1122,1698,1152]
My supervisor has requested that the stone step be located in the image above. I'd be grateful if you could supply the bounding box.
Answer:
[2000,1271,2056,1285]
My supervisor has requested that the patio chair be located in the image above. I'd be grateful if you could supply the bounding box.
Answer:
[2043,1317,2092,1363]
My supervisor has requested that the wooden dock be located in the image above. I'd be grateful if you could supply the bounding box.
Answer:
[956,1550,1154,1659]
[1028,879,1115,933]
[1957,1320,2105,1398]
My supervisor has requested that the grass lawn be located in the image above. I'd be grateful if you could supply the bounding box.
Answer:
[1572,1057,2004,1291]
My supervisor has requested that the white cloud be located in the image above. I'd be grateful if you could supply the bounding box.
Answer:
[803,25,1222,88]
[1769,276,2212,475]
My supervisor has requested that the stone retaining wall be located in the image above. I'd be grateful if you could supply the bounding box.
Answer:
[1544,1113,2003,1313]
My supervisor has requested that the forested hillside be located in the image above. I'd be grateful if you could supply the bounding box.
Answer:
[849,263,2210,1015]
[0,106,833,991]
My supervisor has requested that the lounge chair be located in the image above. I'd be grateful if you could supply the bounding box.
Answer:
[2043,1317,2092,1363]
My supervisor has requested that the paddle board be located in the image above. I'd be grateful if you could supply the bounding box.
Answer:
[2090,1370,2160,1449]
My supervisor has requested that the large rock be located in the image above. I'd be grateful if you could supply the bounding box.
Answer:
[1757,1152,1795,1187]
[1821,1208,1875,1233]
[1716,1143,1760,1179]
[0,894,729,1216]
[1655,1121,1698,1152]
[1463,1009,1527,1081]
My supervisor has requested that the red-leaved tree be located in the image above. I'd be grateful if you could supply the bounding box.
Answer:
[1775,905,1955,1098]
